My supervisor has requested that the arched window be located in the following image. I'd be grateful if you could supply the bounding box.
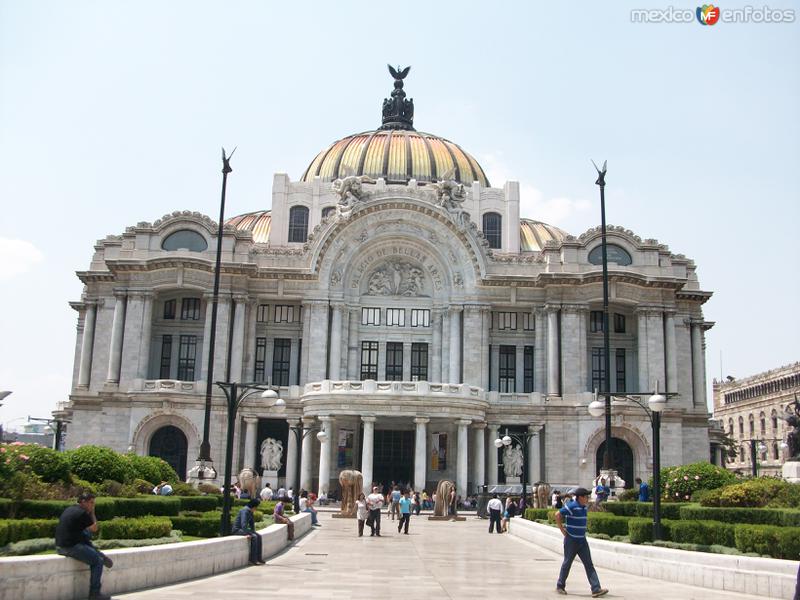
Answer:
[161,229,208,252]
[772,410,779,430]
[739,445,744,462]
[728,418,733,436]
[288,205,309,243]
[588,244,633,266]
[748,414,755,436]
[773,442,779,460]
[482,212,502,249]
[321,206,336,219]
[738,416,744,436]
[760,412,766,435]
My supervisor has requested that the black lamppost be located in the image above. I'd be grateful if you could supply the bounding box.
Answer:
[215,381,282,536]
[28,415,71,451]
[589,385,670,540]
[745,438,786,478]
[494,428,537,513]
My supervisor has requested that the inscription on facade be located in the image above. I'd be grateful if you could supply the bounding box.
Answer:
[351,245,444,292]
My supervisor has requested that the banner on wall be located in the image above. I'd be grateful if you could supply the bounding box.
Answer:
[337,429,354,468]
[431,432,447,471]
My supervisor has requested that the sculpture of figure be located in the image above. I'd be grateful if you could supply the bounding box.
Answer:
[260,437,283,472]
[367,269,393,296]
[781,397,800,459]
[338,469,364,518]
[503,445,524,478]
[238,468,259,499]
[433,480,455,517]
[332,168,375,217]
[536,482,551,509]
[432,168,469,228]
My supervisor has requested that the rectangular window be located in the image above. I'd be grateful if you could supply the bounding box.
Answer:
[410,309,430,327]
[177,335,197,381]
[274,305,295,323]
[180,297,201,320]
[615,348,626,393]
[386,308,405,327]
[495,312,517,330]
[360,341,379,380]
[159,335,172,379]
[499,345,516,393]
[272,338,291,386]
[163,299,176,320]
[411,343,428,381]
[523,345,534,393]
[591,347,605,392]
[256,304,269,323]
[522,312,535,331]
[614,313,626,333]
[590,311,604,333]
[385,342,403,381]
[361,307,381,326]
[254,337,267,382]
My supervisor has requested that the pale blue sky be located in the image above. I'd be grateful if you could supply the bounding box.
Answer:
[1,1,798,429]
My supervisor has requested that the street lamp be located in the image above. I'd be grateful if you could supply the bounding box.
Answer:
[589,385,670,540]
[744,438,784,477]
[215,380,282,535]
[493,429,537,513]
[27,415,71,452]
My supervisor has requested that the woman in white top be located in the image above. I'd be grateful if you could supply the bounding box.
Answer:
[356,492,369,537]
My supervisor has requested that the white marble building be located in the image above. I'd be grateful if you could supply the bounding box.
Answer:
[61,70,714,496]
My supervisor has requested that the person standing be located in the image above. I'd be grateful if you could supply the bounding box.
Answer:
[388,485,401,520]
[55,492,114,600]
[232,498,264,565]
[397,491,412,534]
[413,491,421,516]
[367,486,384,536]
[487,493,503,534]
[635,477,650,502]
[305,492,321,527]
[594,478,608,505]
[554,487,608,597]
[356,492,369,537]
[260,482,274,501]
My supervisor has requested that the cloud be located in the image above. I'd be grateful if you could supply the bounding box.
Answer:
[480,153,591,226]
[0,238,44,281]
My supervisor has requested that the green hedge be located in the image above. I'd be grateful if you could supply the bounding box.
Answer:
[112,497,181,517]
[177,496,219,513]
[628,517,655,544]
[679,506,800,527]
[170,516,221,537]
[668,519,735,547]
[98,517,172,540]
[0,519,58,545]
[734,524,800,560]
[0,498,10,518]
[587,513,630,537]
[523,508,552,521]
[602,502,688,520]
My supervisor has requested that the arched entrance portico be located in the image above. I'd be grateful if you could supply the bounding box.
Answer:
[149,425,188,480]
[596,438,634,488]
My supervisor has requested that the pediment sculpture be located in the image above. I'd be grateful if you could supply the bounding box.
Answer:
[432,168,469,229]
[260,437,283,472]
[332,167,375,218]
[366,259,427,297]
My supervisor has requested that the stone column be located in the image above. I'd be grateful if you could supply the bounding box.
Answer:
[245,300,258,380]
[414,417,429,492]
[120,292,149,383]
[300,417,315,491]
[328,304,344,380]
[472,422,486,493]
[528,425,542,483]
[106,293,127,384]
[481,308,491,391]
[487,423,499,486]
[299,301,312,384]
[534,308,547,393]
[691,321,706,407]
[77,302,97,388]
[402,342,412,381]
[441,309,450,382]
[546,306,560,396]
[214,297,232,381]
[306,301,330,382]
[457,419,470,498]
[229,296,247,383]
[243,417,259,470]
[346,306,359,380]
[138,294,153,379]
[449,306,463,384]
[463,305,484,387]
[361,416,375,494]
[637,310,649,392]
[431,309,443,382]
[285,419,300,490]
[317,416,333,496]
[638,308,665,393]
[199,297,214,381]
[664,310,678,394]
[515,345,525,393]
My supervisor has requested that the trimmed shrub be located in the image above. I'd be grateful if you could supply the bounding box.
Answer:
[658,463,736,502]
[16,500,72,519]
[523,508,552,521]
[0,537,55,556]
[123,454,163,486]
[171,516,221,537]
[171,482,200,496]
[98,480,138,498]
[602,501,688,520]
[133,478,156,495]
[26,447,71,483]
[177,496,219,513]
[197,483,221,495]
[112,497,181,517]
[588,513,630,537]
[0,498,12,518]
[93,498,118,521]
[628,517,654,544]
[617,488,638,502]
[0,518,58,544]
[98,516,172,540]
[668,520,735,547]
[679,506,787,526]
[66,446,133,484]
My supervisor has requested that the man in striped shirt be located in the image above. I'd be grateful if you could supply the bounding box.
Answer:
[554,487,608,597]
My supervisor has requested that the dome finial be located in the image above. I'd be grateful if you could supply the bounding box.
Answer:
[380,64,415,131]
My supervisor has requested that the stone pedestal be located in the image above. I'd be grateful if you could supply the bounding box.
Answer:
[187,460,218,487]
[506,477,521,484]
[782,460,800,483]
[261,470,279,488]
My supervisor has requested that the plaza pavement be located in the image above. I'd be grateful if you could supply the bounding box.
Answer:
[117,511,761,599]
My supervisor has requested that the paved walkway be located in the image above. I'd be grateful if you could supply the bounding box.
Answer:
[118,511,759,599]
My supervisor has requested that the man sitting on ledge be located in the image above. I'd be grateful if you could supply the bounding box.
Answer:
[232,498,264,565]
[55,492,114,600]
[272,499,294,541]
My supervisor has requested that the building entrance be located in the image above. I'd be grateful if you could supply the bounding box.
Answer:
[372,429,413,489]
[596,437,634,488]
[149,425,188,480]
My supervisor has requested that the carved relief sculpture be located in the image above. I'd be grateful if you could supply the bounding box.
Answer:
[260,437,284,472]
[503,444,524,478]
[338,469,364,518]
[365,260,427,297]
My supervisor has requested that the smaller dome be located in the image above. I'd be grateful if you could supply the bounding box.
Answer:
[227,210,271,243]
[520,219,568,251]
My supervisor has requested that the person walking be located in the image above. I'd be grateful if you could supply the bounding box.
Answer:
[594,478,609,506]
[356,492,369,537]
[397,491,412,534]
[388,485,401,520]
[413,491,421,516]
[232,498,264,565]
[554,487,608,597]
[55,492,114,600]
[367,485,384,536]
[635,477,650,502]
[487,493,503,534]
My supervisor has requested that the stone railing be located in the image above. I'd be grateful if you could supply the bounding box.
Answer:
[303,379,482,398]
[132,379,200,393]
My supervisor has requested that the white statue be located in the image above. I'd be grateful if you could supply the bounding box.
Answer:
[260,437,283,472]
[503,444,524,478]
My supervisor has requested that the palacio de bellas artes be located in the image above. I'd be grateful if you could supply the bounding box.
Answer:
[60,66,714,499]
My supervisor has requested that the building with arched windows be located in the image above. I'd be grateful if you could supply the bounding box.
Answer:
[60,70,714,495]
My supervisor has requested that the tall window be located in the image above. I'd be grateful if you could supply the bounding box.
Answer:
[749,414,755,436]
[523,346,534,393]
[177,335,197,381]
[615,348,626,393]
[385,342,403,381]
[773,442,780,460]
[361,307,380,325]
[288,205,309,242]
[591,348,605,392]
[410,309,430,327]
[272,339,291,386]
[411,343,428,381]
[274,305,295,323]
[494,312,517,330]
[614,313,626,333]
[499,345,516,393]
[772,410,779,431]
[254,337,267,382]
[163,299,176,320]
[159,335,172,379]
[256,305,269,323]
[386,308,405,326]
[482,212,502,249]
[738,416,744,435]
[360,341,379,380]
[728,418,733,436]
[760,412,766,435]
[590,311,604,333]
[180,297,201,320]
[522,313,535,331]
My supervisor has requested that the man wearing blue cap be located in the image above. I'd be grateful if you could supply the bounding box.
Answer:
[554,487,608,597]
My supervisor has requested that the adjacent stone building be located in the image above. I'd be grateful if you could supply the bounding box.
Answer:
[712,362,800,476]
[61,70,714,496]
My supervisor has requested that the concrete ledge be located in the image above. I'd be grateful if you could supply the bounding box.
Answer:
[0,513,312,600]
[509,518,797,599]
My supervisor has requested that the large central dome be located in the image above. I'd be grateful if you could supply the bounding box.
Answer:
[300,65,489,187]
